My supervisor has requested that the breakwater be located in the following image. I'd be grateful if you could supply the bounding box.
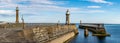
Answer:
[0,23,78,43]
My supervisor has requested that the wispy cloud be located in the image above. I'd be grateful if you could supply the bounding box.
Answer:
[87,0,113,5]
[0,0,115,23]
[0,10,15,15]
[0,0,81,23]
[31,0,57,5]
[87,10,105,13]
[16,0,66,5]
[87,6,101,8]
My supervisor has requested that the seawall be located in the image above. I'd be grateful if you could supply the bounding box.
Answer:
[0,23,78,43]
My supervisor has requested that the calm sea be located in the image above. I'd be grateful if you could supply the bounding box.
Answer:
[69,24,120,43]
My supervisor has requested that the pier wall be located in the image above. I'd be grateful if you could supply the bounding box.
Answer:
[0,24,78,43]
[17,24,78,43]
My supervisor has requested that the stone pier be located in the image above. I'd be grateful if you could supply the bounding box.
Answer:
[0,23,78,43]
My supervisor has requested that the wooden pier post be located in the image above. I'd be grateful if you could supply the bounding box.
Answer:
[84,27,88,37]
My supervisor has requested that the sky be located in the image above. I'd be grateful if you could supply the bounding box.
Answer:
[0,0,120,23]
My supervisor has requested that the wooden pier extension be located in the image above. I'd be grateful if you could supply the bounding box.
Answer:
[79,23,110,36]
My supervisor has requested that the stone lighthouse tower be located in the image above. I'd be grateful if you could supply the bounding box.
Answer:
[15,6,19,23]
[65,9,70,25]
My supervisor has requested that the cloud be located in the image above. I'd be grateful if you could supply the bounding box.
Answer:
[0,10,15,15]
[0,0,107,23]
[0,0,81,23]
[88,0,113,5]
[87,10,105,13]
[15,0,65,5]
[32,0,56,5]
[0,0,65,6]
[87,6,101,8]
[74,10,105,13]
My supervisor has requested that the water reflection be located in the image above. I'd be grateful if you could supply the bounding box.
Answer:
[84,36,88,38]
[97,36,106,43]
[83,37,88,43]
[69,28,107,43]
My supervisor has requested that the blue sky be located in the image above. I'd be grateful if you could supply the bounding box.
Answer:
[0,0,120,23]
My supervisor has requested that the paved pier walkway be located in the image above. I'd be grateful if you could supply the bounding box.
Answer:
[48,32,75,43]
